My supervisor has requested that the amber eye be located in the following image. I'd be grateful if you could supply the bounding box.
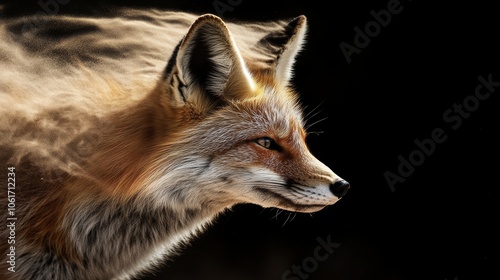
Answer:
[255,137,282,151]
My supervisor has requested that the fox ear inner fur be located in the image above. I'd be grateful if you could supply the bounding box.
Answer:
[165,14,256,107]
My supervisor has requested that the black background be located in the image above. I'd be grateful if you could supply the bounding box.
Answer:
[1,1,497,280]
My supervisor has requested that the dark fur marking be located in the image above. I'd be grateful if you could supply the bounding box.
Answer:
[219,175,232,183]
[285,178,297,188]
[197,156,213,176]
[164,41,182,78]
[257,16,304,61]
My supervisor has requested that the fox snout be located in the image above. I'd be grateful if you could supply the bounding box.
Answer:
[277,151,351,212]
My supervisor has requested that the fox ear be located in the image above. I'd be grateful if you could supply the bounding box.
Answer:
[260,15,307,85]
[164,14,255,108]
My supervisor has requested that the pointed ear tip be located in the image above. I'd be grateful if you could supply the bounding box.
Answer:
[293,15,307,26]
[184,13,229,40]
[193,13,226,26]
[181,13,230,48]
[286,15,307,35]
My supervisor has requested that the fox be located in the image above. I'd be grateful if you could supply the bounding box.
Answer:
[0,9,350,280]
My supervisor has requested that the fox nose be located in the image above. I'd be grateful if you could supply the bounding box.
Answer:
[330,179,350,198]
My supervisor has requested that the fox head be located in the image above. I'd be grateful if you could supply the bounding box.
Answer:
[147,14,349,214]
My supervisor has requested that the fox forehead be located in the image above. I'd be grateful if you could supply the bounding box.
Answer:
[191,86,305,146]
[242,86,305,139]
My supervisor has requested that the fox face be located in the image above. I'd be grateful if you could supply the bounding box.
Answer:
[145,14,350,214]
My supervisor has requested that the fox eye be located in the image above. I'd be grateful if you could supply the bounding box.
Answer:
[255,137,282,151]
